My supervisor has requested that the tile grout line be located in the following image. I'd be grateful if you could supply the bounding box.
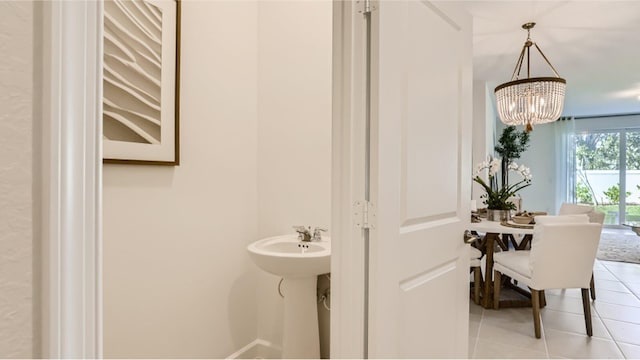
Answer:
[601,261,640,302]
[469,259,639,359]
[471,307,484,358]
[544,261,626,358]
[541,321,550,359]
[594,261,634,359]
[589,303,618,341]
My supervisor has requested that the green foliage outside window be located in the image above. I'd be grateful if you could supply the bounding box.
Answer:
[576,182,593,204]
[575,132,620,171]
[573,131,640,206]
[627,132,640,170]
[575,131,640,171]
[603,183,631,204]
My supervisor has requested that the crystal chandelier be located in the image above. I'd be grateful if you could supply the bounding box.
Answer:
[494,22,566,132]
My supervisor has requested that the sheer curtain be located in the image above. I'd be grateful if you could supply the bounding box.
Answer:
[554,116,576,213]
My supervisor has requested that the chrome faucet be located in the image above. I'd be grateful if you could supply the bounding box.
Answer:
[312,227,327,241]
[293,226,327,242]
[294,226,312,242]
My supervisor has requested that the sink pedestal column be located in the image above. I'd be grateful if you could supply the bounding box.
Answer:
[282,276,320,359]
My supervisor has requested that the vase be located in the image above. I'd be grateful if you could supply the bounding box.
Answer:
[487,209,510,222]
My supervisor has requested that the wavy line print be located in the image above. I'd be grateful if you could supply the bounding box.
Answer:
[103,0,163,144]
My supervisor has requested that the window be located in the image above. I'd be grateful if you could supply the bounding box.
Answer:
[573,129,640,225]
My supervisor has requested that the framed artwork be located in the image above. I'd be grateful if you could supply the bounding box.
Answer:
[103,0,181,165]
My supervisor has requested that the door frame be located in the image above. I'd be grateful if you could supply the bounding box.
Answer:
[42,0,366,358]
[40,1,103,357]
[330,0,368,358]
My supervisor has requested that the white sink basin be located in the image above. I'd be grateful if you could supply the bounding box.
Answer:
[247,234,331,278]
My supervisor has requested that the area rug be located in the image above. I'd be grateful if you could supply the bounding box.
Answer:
[597,228,640,264]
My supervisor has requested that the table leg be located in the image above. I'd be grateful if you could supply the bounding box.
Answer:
[495,235,509,251]
[517,234,533,250]
[482,232,497,309]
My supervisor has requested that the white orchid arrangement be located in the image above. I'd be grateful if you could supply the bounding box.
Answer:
[473,158,532,210]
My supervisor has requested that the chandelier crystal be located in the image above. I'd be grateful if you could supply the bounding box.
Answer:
[495,23,566,132]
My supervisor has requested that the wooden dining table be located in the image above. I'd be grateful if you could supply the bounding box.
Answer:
[468,219,538,309]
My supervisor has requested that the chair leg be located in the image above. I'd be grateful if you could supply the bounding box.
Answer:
[531,288,541,339]
[473,267,482,305]
[493,270,501,310]
[540,290,546,308]
[590,273,596,300]
[582,288,593,337]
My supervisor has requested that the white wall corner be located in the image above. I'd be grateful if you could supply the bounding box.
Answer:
[255,0,332,354]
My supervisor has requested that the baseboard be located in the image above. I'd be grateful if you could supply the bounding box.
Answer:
[226,339,281,359]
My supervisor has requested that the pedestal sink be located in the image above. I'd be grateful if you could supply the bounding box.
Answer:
[248,234,330,359]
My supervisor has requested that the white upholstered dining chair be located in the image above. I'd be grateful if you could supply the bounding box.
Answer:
[558,203,605,300]
[558,202,593,216]
[493,215,601,338]
[470,246,483,305]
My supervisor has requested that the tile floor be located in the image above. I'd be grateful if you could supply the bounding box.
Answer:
[469,260,640,359]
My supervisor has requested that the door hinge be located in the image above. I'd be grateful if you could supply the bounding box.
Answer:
[354,200,376,229]
[357,0,376,14]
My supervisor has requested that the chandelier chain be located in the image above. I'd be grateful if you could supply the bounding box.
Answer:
[533,43,561,78]
[509,24,562,81]
[510,44,527,81]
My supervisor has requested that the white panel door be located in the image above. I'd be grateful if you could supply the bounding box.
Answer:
[368,1,472,357]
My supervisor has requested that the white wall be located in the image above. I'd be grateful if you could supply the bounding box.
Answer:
[257,1,332,236]
[0,2,36,357]
[103,1,259,357]
[256,0,332,352]
[471,81,496,201]
[510,123,557,214]
[103,0,333,357]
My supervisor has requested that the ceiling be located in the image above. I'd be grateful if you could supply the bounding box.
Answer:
[455,1,640,117]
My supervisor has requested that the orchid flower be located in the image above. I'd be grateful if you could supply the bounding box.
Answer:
[472,157,532,210]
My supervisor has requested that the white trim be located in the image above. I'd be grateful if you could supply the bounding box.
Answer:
[573,113,640,132]
[331,1,368,358]
[225,339,281,359]
[41,1,103,358]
